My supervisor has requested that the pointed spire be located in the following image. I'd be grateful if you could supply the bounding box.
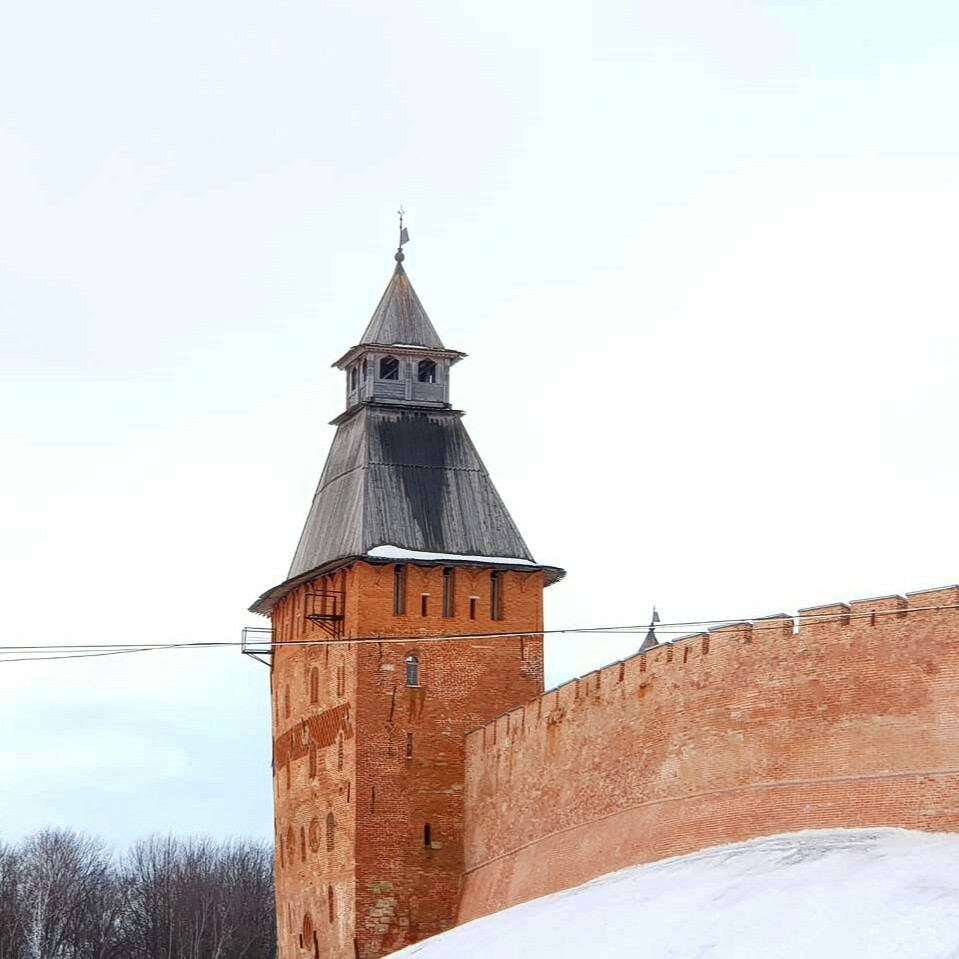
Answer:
[639,607,661,653]
[357,216,445,349]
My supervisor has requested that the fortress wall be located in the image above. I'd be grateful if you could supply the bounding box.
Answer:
[458,585,959,923]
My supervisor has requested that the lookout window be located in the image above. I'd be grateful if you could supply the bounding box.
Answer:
[349,365,358,391]
[423,823,432,847]
[393,566,406,615]
[490,571,504,621]
[417,359,437,383]
[442,567,455,617]
[405,654,420,688]
[379,356,399,380]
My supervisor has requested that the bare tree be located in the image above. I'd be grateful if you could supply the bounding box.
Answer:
[0,840,25,959]
[15,830,123,959]
[0,832,273,959]
[121,836,274,959]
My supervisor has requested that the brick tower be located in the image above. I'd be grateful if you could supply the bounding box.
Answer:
[250,237,563,959]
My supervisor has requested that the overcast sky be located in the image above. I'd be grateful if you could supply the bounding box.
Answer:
[2,0,958,847]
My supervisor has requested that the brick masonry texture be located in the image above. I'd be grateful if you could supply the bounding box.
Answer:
[458,585,959,923]
[271,562,545,959]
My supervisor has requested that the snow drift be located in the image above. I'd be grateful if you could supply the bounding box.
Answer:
[388,829,959,958]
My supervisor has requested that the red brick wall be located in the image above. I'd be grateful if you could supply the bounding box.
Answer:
[271,566,357,959]
[271,562,546,959]
[459,585,959,923]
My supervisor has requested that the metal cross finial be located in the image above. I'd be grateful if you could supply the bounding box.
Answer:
[398,205,405,231]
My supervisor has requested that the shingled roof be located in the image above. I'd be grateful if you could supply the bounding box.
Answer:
[250,405,561,614]
[358,260,445,349]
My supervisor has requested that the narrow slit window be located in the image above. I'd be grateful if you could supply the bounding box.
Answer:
[393,566,406,615]
[309,667,319,704]
[469,597,477,620]
[420,593,428,617]
[442,567,455,617]
[327,886,334,923]
[379,356,399,380]
[349,365,358,391]
[423,823,432,847]
[417,359,437,383]
[405,654,420,688]
[326,812,335,852]
[490,572,504,621]
[406,731,413,759]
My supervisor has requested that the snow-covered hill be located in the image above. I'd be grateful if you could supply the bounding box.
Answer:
[389,829,959,958]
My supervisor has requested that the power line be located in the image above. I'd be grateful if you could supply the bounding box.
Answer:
[0,601,955,665]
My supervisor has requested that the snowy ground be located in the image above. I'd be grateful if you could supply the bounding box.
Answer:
[389,829,959,958]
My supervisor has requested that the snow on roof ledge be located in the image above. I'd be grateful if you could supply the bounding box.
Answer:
[367,545,538,567]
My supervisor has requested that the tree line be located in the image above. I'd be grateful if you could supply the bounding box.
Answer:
[0,830,275,959]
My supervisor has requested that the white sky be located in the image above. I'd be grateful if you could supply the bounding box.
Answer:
[2,0,958,845]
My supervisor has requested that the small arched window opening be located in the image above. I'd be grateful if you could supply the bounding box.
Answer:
[423,823,432,847]
[379,356,399,380]
[405,654,420,688]
[309,667,319,704]
[417,359,437,383]
[303,913,314,944]
[326,812,335,852]
[349,365,358,391]
[309,818,321,852]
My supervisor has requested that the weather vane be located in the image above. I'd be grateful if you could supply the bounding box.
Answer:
[398,205,409,250]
